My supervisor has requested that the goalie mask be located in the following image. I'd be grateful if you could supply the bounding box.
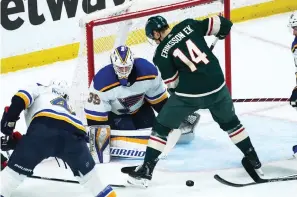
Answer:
[110,45,134,86]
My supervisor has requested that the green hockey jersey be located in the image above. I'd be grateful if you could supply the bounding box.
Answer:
[153,15,233,97]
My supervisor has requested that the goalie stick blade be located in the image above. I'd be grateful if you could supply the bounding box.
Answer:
[214,175,257,187]
[121,166,137,174]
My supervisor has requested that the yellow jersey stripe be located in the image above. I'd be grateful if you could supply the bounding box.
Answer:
[146,92,168,105]
[136,75,156,81]
[86,114,108,121]
[15,92,30,108]
[33,112,86,132]
[100,82,120,92]
[111,137,148,145]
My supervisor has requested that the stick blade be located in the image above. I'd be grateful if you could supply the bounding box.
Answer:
[241,157,264,183]
[214,174,250,187]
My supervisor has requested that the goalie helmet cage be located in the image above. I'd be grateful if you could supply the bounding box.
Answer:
[72,0,288,122]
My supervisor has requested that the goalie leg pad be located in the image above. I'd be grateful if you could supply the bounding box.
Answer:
[88,125,111,164]
[0,166,26,197]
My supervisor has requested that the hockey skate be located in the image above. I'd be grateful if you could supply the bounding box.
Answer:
[244,147,264,176]
[127,161,156,188]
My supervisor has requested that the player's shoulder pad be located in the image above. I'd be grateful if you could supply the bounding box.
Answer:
[92,64,120,92]
[134,58,158,81]
[292,37,297,53]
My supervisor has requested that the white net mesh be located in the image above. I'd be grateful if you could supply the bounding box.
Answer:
[70,0,225,124]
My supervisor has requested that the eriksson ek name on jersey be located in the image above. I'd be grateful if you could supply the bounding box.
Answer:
[161,25,194,58]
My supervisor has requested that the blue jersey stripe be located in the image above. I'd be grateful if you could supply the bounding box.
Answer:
[84,109,108,117]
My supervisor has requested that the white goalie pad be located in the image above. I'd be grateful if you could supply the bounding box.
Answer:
[110,128,151,158]
[88,127,196,163]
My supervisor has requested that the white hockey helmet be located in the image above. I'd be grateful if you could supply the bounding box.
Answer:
[49,79,70,101]
[288,11,297,28]
[110,45,134,86]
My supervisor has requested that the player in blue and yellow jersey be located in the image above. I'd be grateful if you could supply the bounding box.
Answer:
[85,45,200,146]
[0,80,116,197]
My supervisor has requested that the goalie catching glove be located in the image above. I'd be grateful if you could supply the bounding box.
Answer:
[289,86,297,109]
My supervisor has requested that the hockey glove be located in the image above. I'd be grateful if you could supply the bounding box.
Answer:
[215,16,233,40]
[289,86,297,108]
[1,107,19,136]
[1,131,22,151]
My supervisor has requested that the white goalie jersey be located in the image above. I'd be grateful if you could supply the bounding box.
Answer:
[84,58,169,124]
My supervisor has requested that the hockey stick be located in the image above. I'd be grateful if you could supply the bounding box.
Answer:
[214,158,297,187]
[210,37,219,51]
[27,175,126,188]
[241,157,297,183]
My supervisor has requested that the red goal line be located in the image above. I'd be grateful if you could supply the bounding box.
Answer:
[232,98,289,103]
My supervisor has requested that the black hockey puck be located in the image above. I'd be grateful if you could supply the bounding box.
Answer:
[186,180,194,187]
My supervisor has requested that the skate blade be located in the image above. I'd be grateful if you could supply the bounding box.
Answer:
[127,176,149,188]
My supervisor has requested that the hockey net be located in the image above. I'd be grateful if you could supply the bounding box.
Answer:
[71,0,231,123]
[71,0,292,126]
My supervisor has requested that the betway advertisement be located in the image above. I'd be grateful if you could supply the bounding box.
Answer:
[1,0,126,58]
[1,0,271,59]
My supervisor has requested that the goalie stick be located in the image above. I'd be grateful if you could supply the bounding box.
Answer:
[214,157,297,187]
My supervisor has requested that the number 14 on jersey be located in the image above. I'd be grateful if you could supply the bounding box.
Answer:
[173,39,209,72]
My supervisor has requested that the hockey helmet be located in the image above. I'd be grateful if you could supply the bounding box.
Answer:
[145,15,169,40]
[49,79,70,101]
[110,45,134,86]
[289,11,297,28]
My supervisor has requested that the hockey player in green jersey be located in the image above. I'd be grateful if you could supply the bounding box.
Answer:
[121,15,263,187]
